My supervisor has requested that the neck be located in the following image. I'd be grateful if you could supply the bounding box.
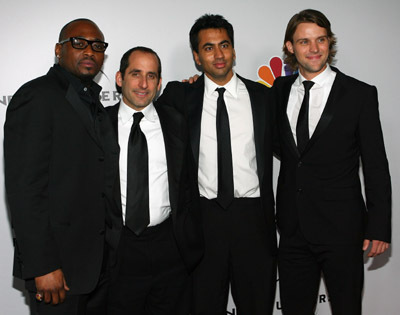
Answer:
[205,70,234,86]
[299,64,328,81]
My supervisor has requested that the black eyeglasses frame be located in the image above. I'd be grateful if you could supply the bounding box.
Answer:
[58,37,108,52]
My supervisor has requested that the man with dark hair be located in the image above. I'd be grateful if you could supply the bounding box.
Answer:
[159,14,277,315]
[273,9,391,315]
[106,47,203,314]
[4,19,118,314]
[189,14,234,54]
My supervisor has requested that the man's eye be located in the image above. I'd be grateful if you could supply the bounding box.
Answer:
[93,43,104,50]
[73,40,85,47]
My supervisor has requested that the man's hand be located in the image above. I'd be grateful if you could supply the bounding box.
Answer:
[363,239,390,257]
[35,268,70,305]
[181,74,200,84]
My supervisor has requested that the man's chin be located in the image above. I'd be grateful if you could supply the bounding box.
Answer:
[78,71,98,83]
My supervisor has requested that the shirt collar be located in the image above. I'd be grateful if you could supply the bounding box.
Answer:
[296,64,335,90]
[119,100,157,125]
[55,64,102,96]
[204,72,238,98]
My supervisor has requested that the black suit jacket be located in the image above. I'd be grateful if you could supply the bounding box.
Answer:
[158,74,277,252]
[106,102,204,273]
[4,66,119,294]
[273,67,391,244]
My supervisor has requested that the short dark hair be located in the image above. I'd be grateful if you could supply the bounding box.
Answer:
[189,14,234,53]
[283,9,337,71]
[59,18,98,41]
[117,46,162,93]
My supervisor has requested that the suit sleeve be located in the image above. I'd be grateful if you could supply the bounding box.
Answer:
[4,85,61,279]
[358,86,391,242]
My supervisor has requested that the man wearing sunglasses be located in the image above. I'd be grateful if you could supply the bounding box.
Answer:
[4,18,118,315]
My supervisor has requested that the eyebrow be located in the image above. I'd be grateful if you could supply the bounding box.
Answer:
[73,36,104,41]
[128,69,158,77]
[295,35,328,42]
[202,39,231,48]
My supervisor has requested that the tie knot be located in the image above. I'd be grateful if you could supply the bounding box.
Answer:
[133,112,144,124]
[302,80,315,92]
[216,87,226,97]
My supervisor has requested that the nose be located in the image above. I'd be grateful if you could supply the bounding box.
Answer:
[214,46,223,59]
[139,76,148,89]
[309,40,318,53]
[83,44,95,56]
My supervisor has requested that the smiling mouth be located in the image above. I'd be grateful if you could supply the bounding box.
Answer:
[307,54,322,60]
[134,91,148,97]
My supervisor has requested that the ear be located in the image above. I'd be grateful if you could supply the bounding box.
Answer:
[55,43,62,60]
[233,48,236,61]
[115,71,123,88]
[193,51,201,66]
[157,77,162,92]
[285,41,294,54]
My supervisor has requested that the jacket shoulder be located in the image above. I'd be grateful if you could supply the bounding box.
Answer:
[8,71,66,113]
[162,79,201,95]
[236,75,272,99]
[156,79,199,112]
[14,73,58,94]
[336,70,375,90]
[273,74,297,87]
[237,74,264,88]
[164,80,187,90]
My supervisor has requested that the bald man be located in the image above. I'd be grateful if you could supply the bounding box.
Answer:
[4,18,118,315]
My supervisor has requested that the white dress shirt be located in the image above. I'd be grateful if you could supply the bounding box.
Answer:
[287,65,336,142]
[198,73,260,199]
[118,101,170,226]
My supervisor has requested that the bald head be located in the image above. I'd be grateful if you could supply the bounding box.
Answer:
[55,19,106,81]
[58,18,104,42]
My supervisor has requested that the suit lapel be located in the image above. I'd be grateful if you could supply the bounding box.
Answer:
[302,69,345,156]
[186,76,205,168]
[65,85,103,149]
[279,75,300,157]
[107,102,120,136]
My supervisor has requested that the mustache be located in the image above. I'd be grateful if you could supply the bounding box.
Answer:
[79,56,96,63]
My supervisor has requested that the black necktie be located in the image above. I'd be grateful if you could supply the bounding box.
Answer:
[216,87,234,209]
[126,112,149,235]
[296,81,315,154]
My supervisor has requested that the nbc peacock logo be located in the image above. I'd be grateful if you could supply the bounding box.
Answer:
[257,56,297,87]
